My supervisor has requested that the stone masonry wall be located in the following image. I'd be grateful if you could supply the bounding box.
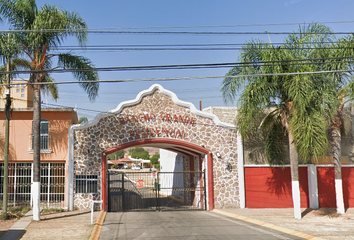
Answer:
[72,88,239,210]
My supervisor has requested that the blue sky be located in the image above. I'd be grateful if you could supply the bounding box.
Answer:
[3,0,354,120]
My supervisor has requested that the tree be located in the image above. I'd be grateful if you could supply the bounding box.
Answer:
[79,116,88,124]
[0,33,22,220]
[0,0,99,221]
[108,150,125,160]
[150,154,160,169]
[129,147,150,160]
[222,24,334,219]
[319,35,354,214]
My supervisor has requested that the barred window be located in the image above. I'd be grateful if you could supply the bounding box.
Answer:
[31,119,49,150]
[40,119,49,150]
[76,175,98,194]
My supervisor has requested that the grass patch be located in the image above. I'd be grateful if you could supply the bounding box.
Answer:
[41,208,65,214]
[0,205,31,220]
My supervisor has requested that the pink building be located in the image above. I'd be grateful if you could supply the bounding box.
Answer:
[0,107,78,208]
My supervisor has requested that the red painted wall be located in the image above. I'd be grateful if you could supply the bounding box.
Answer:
[317,167,335,208]
[343,168,354,207]
[245,167,309,208]
[317,167,354,208]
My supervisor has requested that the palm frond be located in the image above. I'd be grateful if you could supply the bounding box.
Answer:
[41,74,58,100]
[58,53,99,101]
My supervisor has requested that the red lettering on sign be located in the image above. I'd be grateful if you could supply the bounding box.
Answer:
[131,115,138,122]
[176,129,183,138]
[151,114,156,122]
[118,117,125,124]
[160,113,165,121]
[138,114,144,121]
[162,128,168,136]
[178,115,184,123]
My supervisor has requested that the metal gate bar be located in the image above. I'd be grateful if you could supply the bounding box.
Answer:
[108,170,206,212]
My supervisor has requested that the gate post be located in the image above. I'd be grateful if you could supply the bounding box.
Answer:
[122,172,125,211]
[207,153,214,210]
[102,153,107,211]
[204,170,207,210]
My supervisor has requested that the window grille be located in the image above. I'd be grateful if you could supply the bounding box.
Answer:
[0,163,65,207]
[75,175,98,194]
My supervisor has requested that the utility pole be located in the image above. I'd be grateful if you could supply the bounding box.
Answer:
[2,34,11,220]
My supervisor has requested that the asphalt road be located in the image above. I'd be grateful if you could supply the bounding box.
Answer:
[99,211,304,240]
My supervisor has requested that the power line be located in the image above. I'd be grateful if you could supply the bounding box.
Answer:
[39,30,354,35]
[2,68,354,87]
[48,46,354,52]
[1,20,354,33]
[74,21,354,29]
[0,29,353,35]
[0,41,351,50]
[1,55,354,75]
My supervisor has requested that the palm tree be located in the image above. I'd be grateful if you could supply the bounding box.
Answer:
[222,24,335,219]
[320,35,354,214]
[0,32,23,220]
[0,0,99,221]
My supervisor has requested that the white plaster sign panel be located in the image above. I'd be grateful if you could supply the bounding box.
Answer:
[71,84,239,209]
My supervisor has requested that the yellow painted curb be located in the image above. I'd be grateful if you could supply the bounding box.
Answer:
[89,210,107,240]
[212,209,326,240]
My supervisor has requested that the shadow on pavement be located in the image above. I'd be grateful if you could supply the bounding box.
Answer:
[0,229,26,240]
[301,208,313,218]
[39,211,90,221]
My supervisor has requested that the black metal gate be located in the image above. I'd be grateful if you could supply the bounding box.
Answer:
[108,170,206,212]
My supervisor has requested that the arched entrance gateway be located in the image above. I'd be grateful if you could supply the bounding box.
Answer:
[67,84,240,212]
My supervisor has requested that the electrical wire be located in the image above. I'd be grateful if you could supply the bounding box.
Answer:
[1,55,354,75]
[0,20,353,34]
[1,68,354,87]
[2,42,354,51]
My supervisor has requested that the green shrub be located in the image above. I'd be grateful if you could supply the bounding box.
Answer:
[41,208,65,214]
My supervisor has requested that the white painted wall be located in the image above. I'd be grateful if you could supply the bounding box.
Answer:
[160,149,183,172]
[159,149,184,198]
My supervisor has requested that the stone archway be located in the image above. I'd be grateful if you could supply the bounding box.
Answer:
[68,84,238,211]
[102,138,213,211]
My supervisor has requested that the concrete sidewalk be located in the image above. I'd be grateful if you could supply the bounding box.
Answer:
[0,210,33,240]
[0,210,100,240]
[215,208,354,240]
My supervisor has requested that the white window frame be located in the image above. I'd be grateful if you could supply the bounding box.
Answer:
[28,119,52,153]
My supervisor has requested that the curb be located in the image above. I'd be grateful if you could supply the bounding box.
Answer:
[89,210,107,240]
[212,209,326,240]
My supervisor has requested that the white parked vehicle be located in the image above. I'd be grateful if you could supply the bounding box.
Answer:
[131,165,142,170]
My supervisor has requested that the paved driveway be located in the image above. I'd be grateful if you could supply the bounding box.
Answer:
[99,211,303,239]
